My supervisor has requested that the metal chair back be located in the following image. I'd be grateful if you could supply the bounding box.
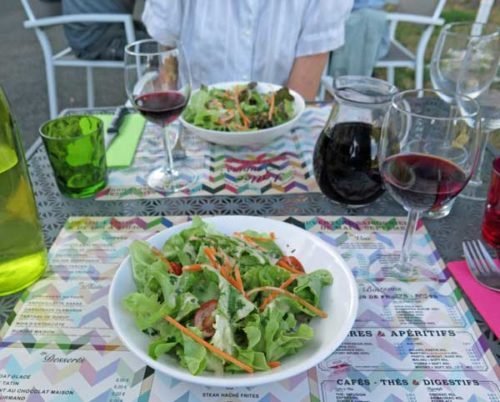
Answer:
[20,0,134,118]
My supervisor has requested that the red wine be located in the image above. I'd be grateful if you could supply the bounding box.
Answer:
[381,153,467,211]
[313,122,384,206]
[134,91,186,125]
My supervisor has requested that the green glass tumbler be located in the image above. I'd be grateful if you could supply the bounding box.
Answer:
[40,115,107,198]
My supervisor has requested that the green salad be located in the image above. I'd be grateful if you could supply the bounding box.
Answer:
[123,217,332,375]
[182,82,295,132]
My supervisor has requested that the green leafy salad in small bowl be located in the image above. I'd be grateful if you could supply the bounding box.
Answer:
[108,216,358,387]
[180,82,306,146]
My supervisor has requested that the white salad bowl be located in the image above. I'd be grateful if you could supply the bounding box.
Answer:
[179,81,306,146]
[108,216,358,387]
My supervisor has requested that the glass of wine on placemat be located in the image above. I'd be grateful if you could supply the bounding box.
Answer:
[125,38,197,193]
[379,89,481,278]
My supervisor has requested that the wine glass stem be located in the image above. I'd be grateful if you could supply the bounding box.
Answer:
[400,209,420,266]
[469,129,491,185]
[162,124,175,174]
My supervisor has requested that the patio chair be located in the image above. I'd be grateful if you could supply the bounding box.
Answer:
[320,0,446,98]
[376,0,447,89]
[475,0,495,24]
[20,0,136,118]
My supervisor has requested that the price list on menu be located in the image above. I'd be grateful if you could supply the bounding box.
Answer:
[0,216,498,402]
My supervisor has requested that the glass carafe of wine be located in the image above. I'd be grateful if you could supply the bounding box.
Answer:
[313,76,398,208]
[0,87,47,295]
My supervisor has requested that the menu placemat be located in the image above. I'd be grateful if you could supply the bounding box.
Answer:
[0,216,498,402]
[94,107,329,200]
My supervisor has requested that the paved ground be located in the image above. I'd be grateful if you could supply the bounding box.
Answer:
[0,1,125,149]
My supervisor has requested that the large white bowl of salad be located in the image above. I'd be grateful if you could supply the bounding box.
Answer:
[180,81,305,146]
[109,216,358,387]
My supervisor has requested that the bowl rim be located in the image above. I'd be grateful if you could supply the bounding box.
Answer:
[179,81,306,137]
[108,215,358,387]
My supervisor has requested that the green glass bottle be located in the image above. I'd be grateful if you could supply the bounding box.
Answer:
[0,87,47,295]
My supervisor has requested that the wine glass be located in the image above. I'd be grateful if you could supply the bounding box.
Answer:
[457,67,500,200]
[379,89,481,278]
[430,22,500,103]
[124,38,197,193]
[429,22,500,208]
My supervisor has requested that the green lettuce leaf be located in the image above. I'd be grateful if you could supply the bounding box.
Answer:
[262,301,314,362]
[293,269,333,306]
[181,332,208,375]
[148,339,177,359]
[122,293,173,330]
[175,292,200,321]
[243,264,290,292]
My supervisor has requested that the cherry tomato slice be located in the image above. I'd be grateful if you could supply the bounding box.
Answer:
[276,256,305,273]
[169,261,182,276]
[194,299,217,338]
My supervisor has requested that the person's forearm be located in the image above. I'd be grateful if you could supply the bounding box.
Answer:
[287,53,329,101]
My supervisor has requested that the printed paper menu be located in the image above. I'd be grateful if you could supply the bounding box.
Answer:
[0,216,498,402]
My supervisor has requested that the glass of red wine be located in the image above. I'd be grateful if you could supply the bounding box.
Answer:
[379,89,481,278]
[124,38,196,193]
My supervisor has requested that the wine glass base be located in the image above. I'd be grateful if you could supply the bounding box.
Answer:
[458,181,487,201]
[385,262,419,282]
[422,200,455,220]
[147,166,198,194]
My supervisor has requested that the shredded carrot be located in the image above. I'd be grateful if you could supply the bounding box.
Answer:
[218,110,235,124]
[259,274,298,311]
[150,246,176,274]
[164,315,254,373]
[232,123,247,130]
[234,264,245,297]
[225,275,242,290]
[259,296,274,312]
[233,233,267,251]
[234,88,250,128]
[240,235,261,248]
[218,249,234,275]
[235,232,276,243]
[268,91,275,121]
[216,260,240,290]
[279,274,299,289]
[214,248,234,284]
[203,247,244,294]
[182,264,203,272]
[222,265,243,293]
[247,286,328,318]
[218,262,229,278]
[275,260,305,276]
[218,250,246,297]
[204,247,218,266]
[212,99,224,109]
[268,361,281,369]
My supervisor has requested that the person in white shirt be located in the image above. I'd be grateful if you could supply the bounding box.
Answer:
[142,0,353,100]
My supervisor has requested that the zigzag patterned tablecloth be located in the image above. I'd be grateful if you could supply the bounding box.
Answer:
[95,107,329,200]
[0,216,498,402]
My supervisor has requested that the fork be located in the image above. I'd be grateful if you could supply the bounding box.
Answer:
[462,240,500,292]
